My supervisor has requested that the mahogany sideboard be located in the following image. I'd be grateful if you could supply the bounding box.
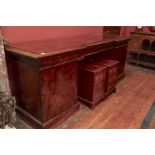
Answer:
[4,33,129,128]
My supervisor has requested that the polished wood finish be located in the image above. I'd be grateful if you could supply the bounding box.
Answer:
[103,26,121,36]
[128,31,155,69]
[6,52,79,128]
[78,62,107,109]
[85,45,127,81]
[5,33,129,128]
[15,65,155,129]
[93,59,119,95]
[58,65,155,129]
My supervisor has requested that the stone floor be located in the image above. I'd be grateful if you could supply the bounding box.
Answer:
[14,64,155,129]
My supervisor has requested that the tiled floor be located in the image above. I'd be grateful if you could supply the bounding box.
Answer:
[14,64,155,129]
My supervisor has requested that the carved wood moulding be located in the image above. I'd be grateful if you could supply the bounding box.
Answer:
[0,30,16,129]
[0,91,16,128]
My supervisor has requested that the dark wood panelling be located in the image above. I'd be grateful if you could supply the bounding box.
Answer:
[103,26,121,36]
[40,61,78,123]
[5,33,129,128]
[78,62,107,109]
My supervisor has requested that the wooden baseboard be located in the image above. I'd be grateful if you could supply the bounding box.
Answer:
[16,104,80,129]
[78,96,107,110]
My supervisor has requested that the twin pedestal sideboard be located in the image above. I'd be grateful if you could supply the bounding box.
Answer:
[4,33,129,128]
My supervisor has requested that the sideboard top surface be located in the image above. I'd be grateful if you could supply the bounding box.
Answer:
[5,33,129,58]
